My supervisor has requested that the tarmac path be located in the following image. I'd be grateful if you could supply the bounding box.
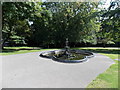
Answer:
[2,50,115,88]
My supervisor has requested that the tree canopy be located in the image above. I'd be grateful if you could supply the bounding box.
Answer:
[1,1,120,48]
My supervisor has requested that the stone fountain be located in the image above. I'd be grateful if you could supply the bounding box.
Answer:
[40,38,94,63]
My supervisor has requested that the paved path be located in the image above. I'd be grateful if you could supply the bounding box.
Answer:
[2,51,115,88]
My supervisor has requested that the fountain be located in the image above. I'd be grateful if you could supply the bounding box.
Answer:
[64,38,71,57]
[40,38,94,63]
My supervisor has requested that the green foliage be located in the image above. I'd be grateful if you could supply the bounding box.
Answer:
[2,2,37,47]
[31,2,100,46]
[1,1,120,48]
[97,1,120,45]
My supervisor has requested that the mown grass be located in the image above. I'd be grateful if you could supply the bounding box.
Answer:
[0,47,59,55]
[1,47,119,56]
[100,53,119,60]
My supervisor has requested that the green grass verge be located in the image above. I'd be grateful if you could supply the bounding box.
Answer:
[0,47,59,55]
[86,54,119,88]
[100,53,119,60]
[1,47,119,56]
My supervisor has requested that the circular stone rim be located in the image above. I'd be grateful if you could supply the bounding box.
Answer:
[40,49,94,63]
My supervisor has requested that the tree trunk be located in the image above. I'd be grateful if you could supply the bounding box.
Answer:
[2,25,12,49]
[47,44,49,49]
[1,36,10,50]
[0,38,6,50]
[0,42,3,50]
[103,43,106,48]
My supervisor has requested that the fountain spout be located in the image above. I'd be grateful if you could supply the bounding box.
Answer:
[64,38,71,57]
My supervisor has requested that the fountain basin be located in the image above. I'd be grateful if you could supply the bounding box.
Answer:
[40,49,94,63]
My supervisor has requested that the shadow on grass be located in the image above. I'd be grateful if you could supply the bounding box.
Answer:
[1,48,41,53]
[1,47,120,55]
[1,49,18,53]
[74,48,120,54]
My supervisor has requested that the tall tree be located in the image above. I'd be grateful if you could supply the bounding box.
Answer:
[97,0,120,46]
[2,2,36,48]
[32,2,100,47]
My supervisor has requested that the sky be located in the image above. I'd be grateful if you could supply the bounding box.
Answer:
[42,0,113,9]
[102,0,112,8]
[42,0,112,3]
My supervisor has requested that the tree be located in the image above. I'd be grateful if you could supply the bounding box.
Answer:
[1,2,36,49]
[31,2,100,47]
[97,0,120,46]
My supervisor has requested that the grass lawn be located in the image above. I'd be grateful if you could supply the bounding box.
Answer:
[0,47,59,55]
[1,47,119,88]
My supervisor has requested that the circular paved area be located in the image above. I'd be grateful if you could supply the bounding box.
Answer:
[2,50,115,88]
